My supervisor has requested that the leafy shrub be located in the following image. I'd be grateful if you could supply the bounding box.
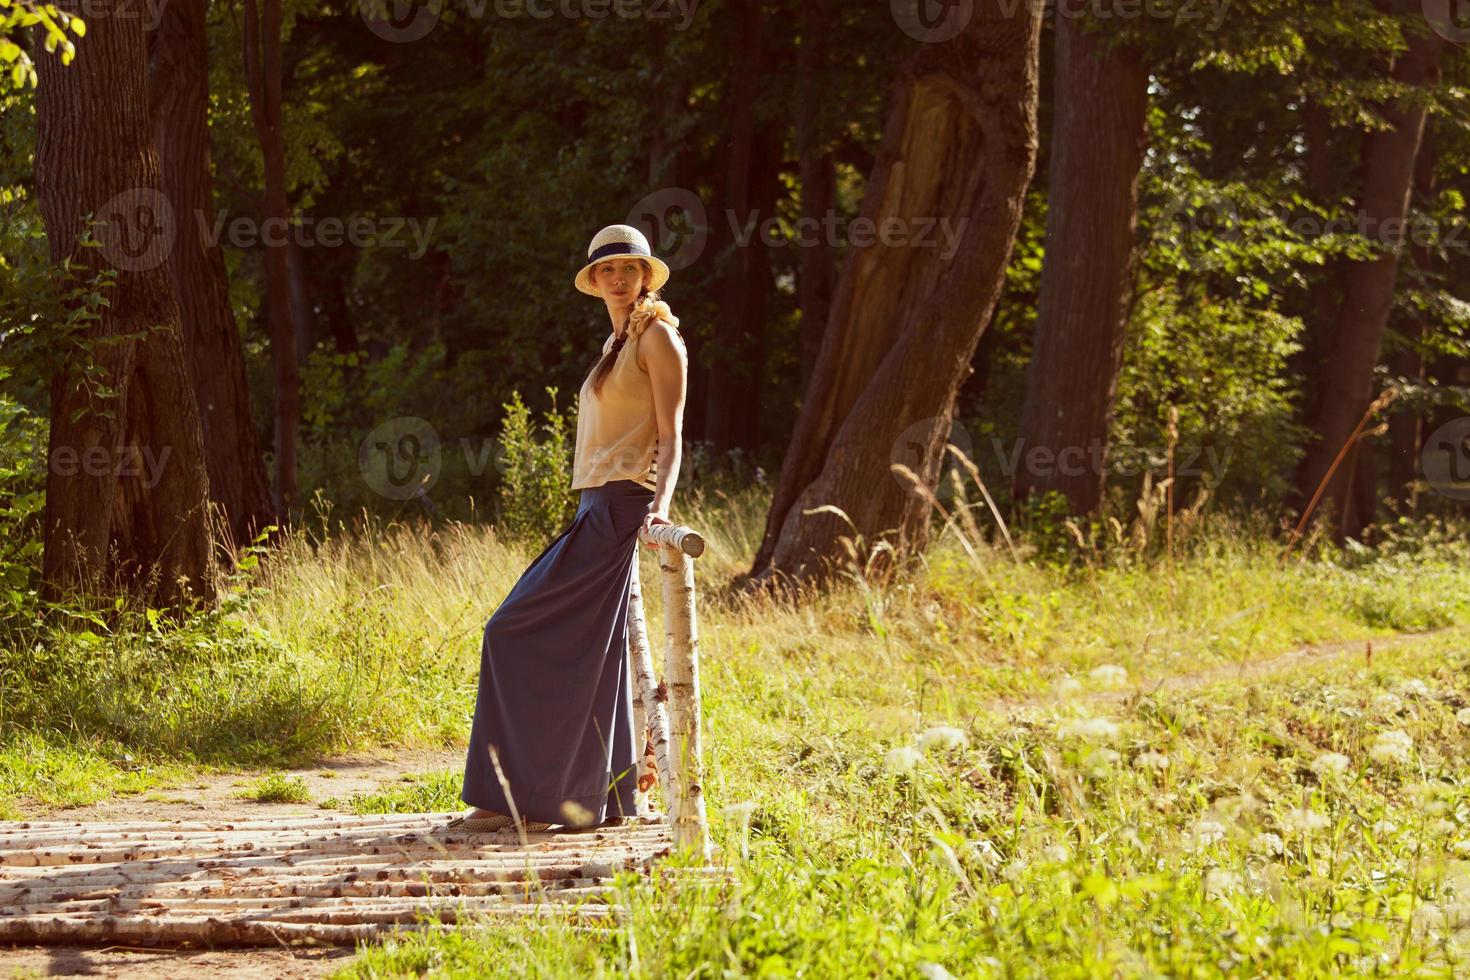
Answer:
[494,387,577,542]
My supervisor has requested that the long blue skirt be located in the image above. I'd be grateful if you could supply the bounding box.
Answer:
[461,478,653,824]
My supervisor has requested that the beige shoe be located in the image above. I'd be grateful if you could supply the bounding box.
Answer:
[446,811,554,834]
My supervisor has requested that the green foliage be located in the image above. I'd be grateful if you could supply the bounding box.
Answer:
[244,772,312,804]
[0,389,44,622]
[494,387,577,543]
[0,0,80,91]
[346,769,462,815]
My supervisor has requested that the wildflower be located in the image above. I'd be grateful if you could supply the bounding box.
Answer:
[1089,664,1129,689]
[1042,843,1071,863]
[1407,781,1445,806]
[1189,819,1228,847]
[1002,858,1028,882]
[1456,707,1470,726]
[1083,747,1120,777]
[1055,676,1082,696]
[884,745,922,774]
[917,725,968,753]
[1397,678,1431,698]
[1278,807,1330,834]
[1371,819,1398,837]
[960,837,1002,871]
[1213,794,1262,820]
[1368,730,1413,765]
[1250,832,1284,856]
[1057,716,1119,741]
[721,801,758,820]
[1370,692,1404,715]
[1204,868,1243,897]
[1134,751,1170,771]
[1429,819,1457,838]
[1309,752,1351,777]
[1451,840,1470,857]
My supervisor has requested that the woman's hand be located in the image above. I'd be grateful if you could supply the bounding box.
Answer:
[640,506,671,550]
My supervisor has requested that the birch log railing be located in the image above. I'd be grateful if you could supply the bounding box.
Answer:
[628,520,710,860]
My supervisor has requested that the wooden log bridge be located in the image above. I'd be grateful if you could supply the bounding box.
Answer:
[0,520,715,948]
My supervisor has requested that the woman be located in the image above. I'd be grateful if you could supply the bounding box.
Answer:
[448,224,688,834]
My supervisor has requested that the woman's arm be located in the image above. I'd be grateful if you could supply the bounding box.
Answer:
[643,319,688,517]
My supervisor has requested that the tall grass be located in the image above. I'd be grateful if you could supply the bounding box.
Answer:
[4,453,1470,972]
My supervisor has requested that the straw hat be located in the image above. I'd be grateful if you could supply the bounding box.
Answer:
[574,224,671,296]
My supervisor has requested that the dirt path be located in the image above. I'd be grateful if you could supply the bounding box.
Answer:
[2,747,466,978]
[14,747,466,825]
[0,946,351,979]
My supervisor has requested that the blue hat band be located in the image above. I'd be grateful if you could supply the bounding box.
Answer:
[588,241,650,263]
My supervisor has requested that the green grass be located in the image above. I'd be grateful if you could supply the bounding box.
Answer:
[338,628,1470,978]
[4,484,1470,973]
[0,732,184,819]
[345,769,464,814]
[242,772,313,804]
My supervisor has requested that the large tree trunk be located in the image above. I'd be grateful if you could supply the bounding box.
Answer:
[242,0,299,518]
[146,0,276,558]
[746,0,1042,591]
[34,0,219,614]
[1289,15,1443,539]
[1010,7,1149,515]
[795,0,837,390]
[1386,120,1437,511]
[702,0,778,454]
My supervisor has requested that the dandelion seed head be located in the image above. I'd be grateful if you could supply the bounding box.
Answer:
[1057,716,1120,741]
[917,725,968,753]
[1089,664,1129,689]
[884,745,922,774]
[1309,752,1351,776]
[1134,751,1170,771]
[1368,730,1413,765]
[1250,832,1284,856]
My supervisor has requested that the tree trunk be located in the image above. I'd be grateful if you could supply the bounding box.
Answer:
[242,0,299,518]
[1010,7,1149,516]
[146,0,276,559]
[34,0,219,614]
[1289,94,1343,438]
[1290,16,1443,539]
[703,0,777,454]
[796,0,837,391]
[746,0,1043,591]
[1386,121,1437,511]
